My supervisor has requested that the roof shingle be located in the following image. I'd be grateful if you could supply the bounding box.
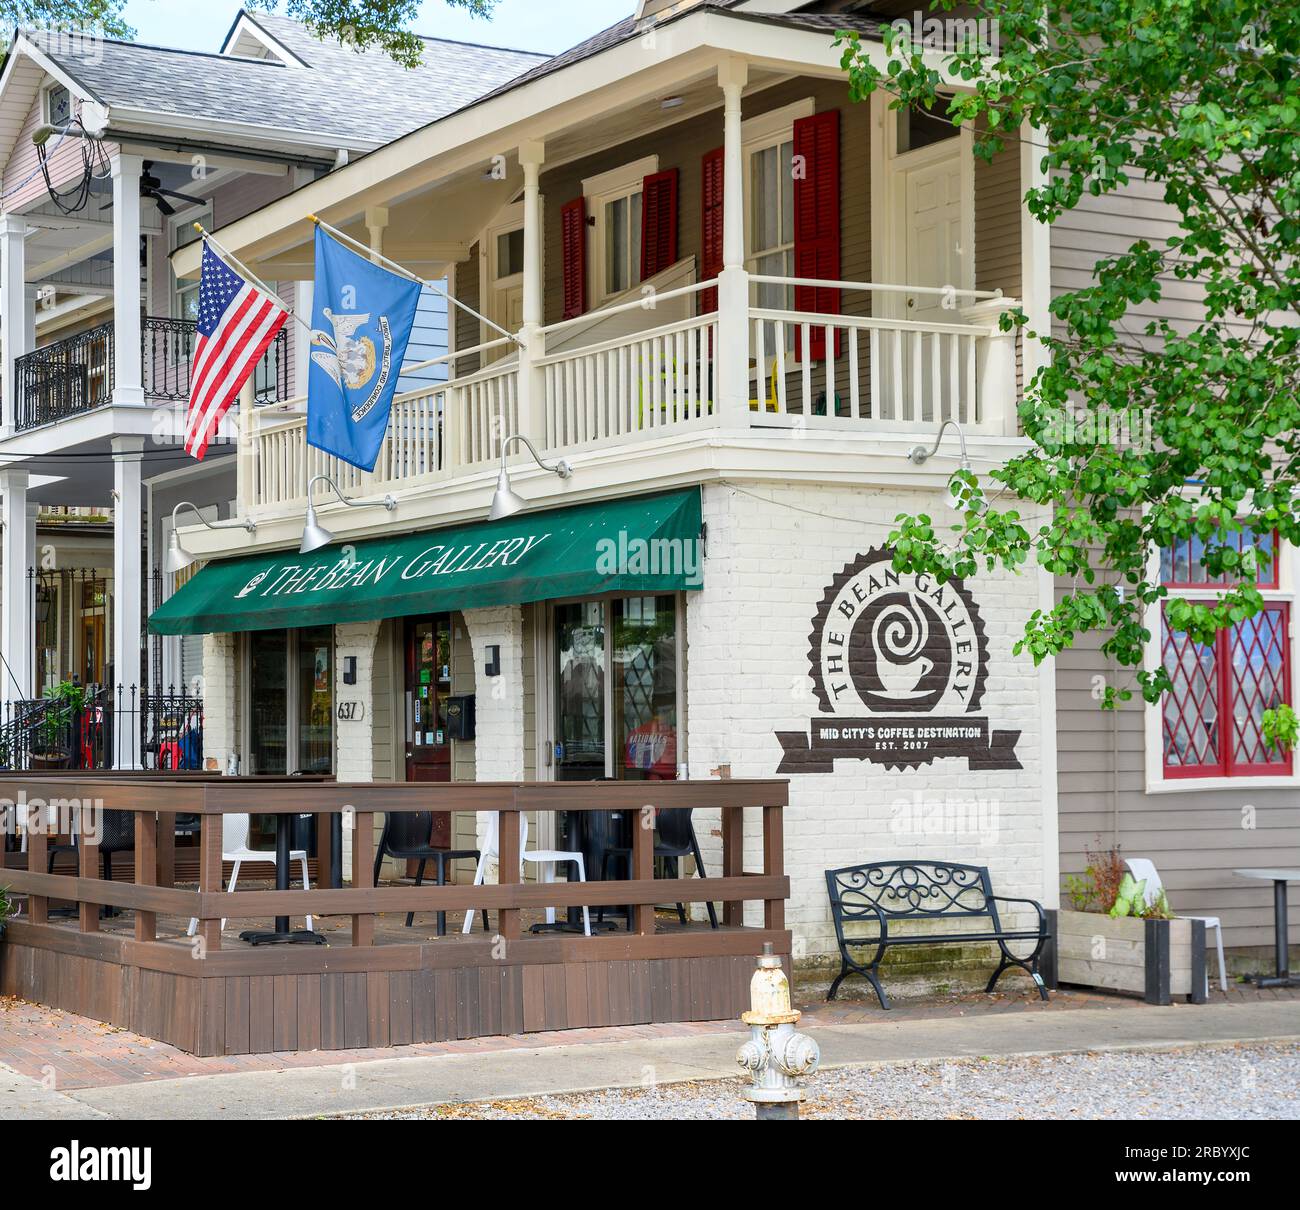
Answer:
[30,10,547,149]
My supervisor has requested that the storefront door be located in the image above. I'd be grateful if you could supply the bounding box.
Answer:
[405,614,452,848]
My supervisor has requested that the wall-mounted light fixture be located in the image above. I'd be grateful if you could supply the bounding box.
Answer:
[483,645,501,677]
[165,501,256,573]
[488,434,573,521]
[907,419,985,513]
[300,474,396,554]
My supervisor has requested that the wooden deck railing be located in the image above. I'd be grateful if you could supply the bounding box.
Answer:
[0,776,789,957]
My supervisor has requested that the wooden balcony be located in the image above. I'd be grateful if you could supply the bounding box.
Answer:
[0,775,789,1055]
[241,275,1020,516]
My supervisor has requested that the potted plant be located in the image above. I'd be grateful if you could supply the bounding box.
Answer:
[0,886,13,942]
[29,680,86,770]
[1045,844,1207,1005]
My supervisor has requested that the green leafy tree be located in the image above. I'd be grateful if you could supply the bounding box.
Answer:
[838,1,1300,750]
[2,1,499,66]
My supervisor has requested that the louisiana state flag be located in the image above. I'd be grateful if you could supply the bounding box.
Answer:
[306,225,422,472]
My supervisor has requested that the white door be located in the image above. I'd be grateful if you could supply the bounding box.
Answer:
[482,202,525,364]
[876,95,974,424]
[904,155,966,326]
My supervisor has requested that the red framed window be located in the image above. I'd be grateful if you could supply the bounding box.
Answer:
[1161,602,1292,778]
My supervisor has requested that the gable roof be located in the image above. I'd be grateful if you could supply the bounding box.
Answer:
[468,2,884,107]
[11,11,548,153]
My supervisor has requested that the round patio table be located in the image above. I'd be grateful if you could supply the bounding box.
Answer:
[1232,869,1300,989]
[238,811,327,947]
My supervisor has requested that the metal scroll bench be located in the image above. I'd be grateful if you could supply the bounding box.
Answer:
[825,860,1050,1009]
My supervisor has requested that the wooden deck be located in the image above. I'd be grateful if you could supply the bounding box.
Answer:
[0,776,790,1056]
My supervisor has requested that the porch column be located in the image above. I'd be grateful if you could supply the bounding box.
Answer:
[962,296,1021,436]
[292,167,315,398]
[201,632,238,772]
[334,619,381,881]
[716,57,750,424]
[462,606,526,859]
[0,469,33,700]
[0,214,30,435]
[365,206,389,263]
[111,435,145,766]
[518,139,546,441]
[111,153,145,406]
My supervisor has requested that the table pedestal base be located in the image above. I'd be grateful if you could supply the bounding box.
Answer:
[1246,973,1297,989]
[238,928,327,946]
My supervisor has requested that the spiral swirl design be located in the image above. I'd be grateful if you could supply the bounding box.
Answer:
[872,598,929,669]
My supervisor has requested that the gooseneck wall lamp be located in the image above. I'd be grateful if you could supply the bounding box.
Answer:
[300,474,396,554]
[906,419,984,513]
[488,433,574,521]
[165,502,257,574]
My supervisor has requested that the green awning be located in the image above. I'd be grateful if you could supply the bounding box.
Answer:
[148,489,702,636]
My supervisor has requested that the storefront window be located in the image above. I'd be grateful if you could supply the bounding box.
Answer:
[249,630,288,775]
[613,595,678,781]
[555,601,606,781]
[553,595,680,781]
[246,628,334,776]
[297,626,334,774]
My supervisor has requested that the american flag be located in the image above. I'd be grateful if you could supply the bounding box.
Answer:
[184,242,288,459]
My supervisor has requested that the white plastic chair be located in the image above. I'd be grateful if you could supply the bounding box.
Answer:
[1124,857,1228,994]
[187,814,313,936]
[462,811,591,937]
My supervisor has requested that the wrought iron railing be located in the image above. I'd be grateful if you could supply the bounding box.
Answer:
[143,316,288,404]
[0,685,203,773]
[12,317,289,431]
[14,321,113,430]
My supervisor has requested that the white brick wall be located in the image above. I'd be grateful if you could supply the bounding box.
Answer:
[334,620,380,783]
[334,619,382,877]
[686,481,1050,963]
[462,605,525,856]
[201,632,237,773]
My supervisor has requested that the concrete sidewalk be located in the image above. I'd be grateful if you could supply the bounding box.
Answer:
[6,998,1297,1120]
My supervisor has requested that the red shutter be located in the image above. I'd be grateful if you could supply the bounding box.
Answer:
[640,168,679,281]
[792,109,841,361]
[560,195,587,320]
[699,146,724,315]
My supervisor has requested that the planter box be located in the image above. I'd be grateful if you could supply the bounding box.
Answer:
[1044,909,1207,1005]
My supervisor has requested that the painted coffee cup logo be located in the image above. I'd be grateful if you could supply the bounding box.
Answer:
[779,547,1020,773]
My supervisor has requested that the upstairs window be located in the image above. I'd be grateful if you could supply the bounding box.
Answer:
[583,155,657,307]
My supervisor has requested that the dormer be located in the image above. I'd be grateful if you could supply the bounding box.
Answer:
[219,11,310,66]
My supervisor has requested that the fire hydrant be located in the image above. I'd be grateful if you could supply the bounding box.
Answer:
[736,943,820,1119]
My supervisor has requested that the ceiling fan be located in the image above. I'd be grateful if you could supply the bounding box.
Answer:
[100,161,207,217]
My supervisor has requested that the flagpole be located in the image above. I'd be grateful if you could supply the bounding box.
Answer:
[194,223,314,335]
[307,213,522,345]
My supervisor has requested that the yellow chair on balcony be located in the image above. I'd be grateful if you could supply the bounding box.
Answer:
[635,357,778,428]
[749,359,779,413]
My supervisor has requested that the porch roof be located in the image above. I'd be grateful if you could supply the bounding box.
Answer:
[148,488,702,636]
[169,4,903,284]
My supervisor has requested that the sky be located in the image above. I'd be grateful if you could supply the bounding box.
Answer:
[119,0,632,56]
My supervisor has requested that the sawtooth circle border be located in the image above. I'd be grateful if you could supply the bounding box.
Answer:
[806,546,991,716]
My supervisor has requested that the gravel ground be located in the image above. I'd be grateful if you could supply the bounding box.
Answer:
[355,1042,1300,1120]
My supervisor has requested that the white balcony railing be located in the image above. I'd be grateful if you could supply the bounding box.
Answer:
[538,282,719,452]
[240,277,1018,514]
[246,339,517,512]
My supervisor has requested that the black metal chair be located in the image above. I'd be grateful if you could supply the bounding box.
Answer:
[598,807,719,930]
[372,810,484,936]
[48,809,135,918]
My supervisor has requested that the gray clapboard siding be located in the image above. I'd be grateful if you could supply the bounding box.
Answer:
[1052,175,1298,953]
